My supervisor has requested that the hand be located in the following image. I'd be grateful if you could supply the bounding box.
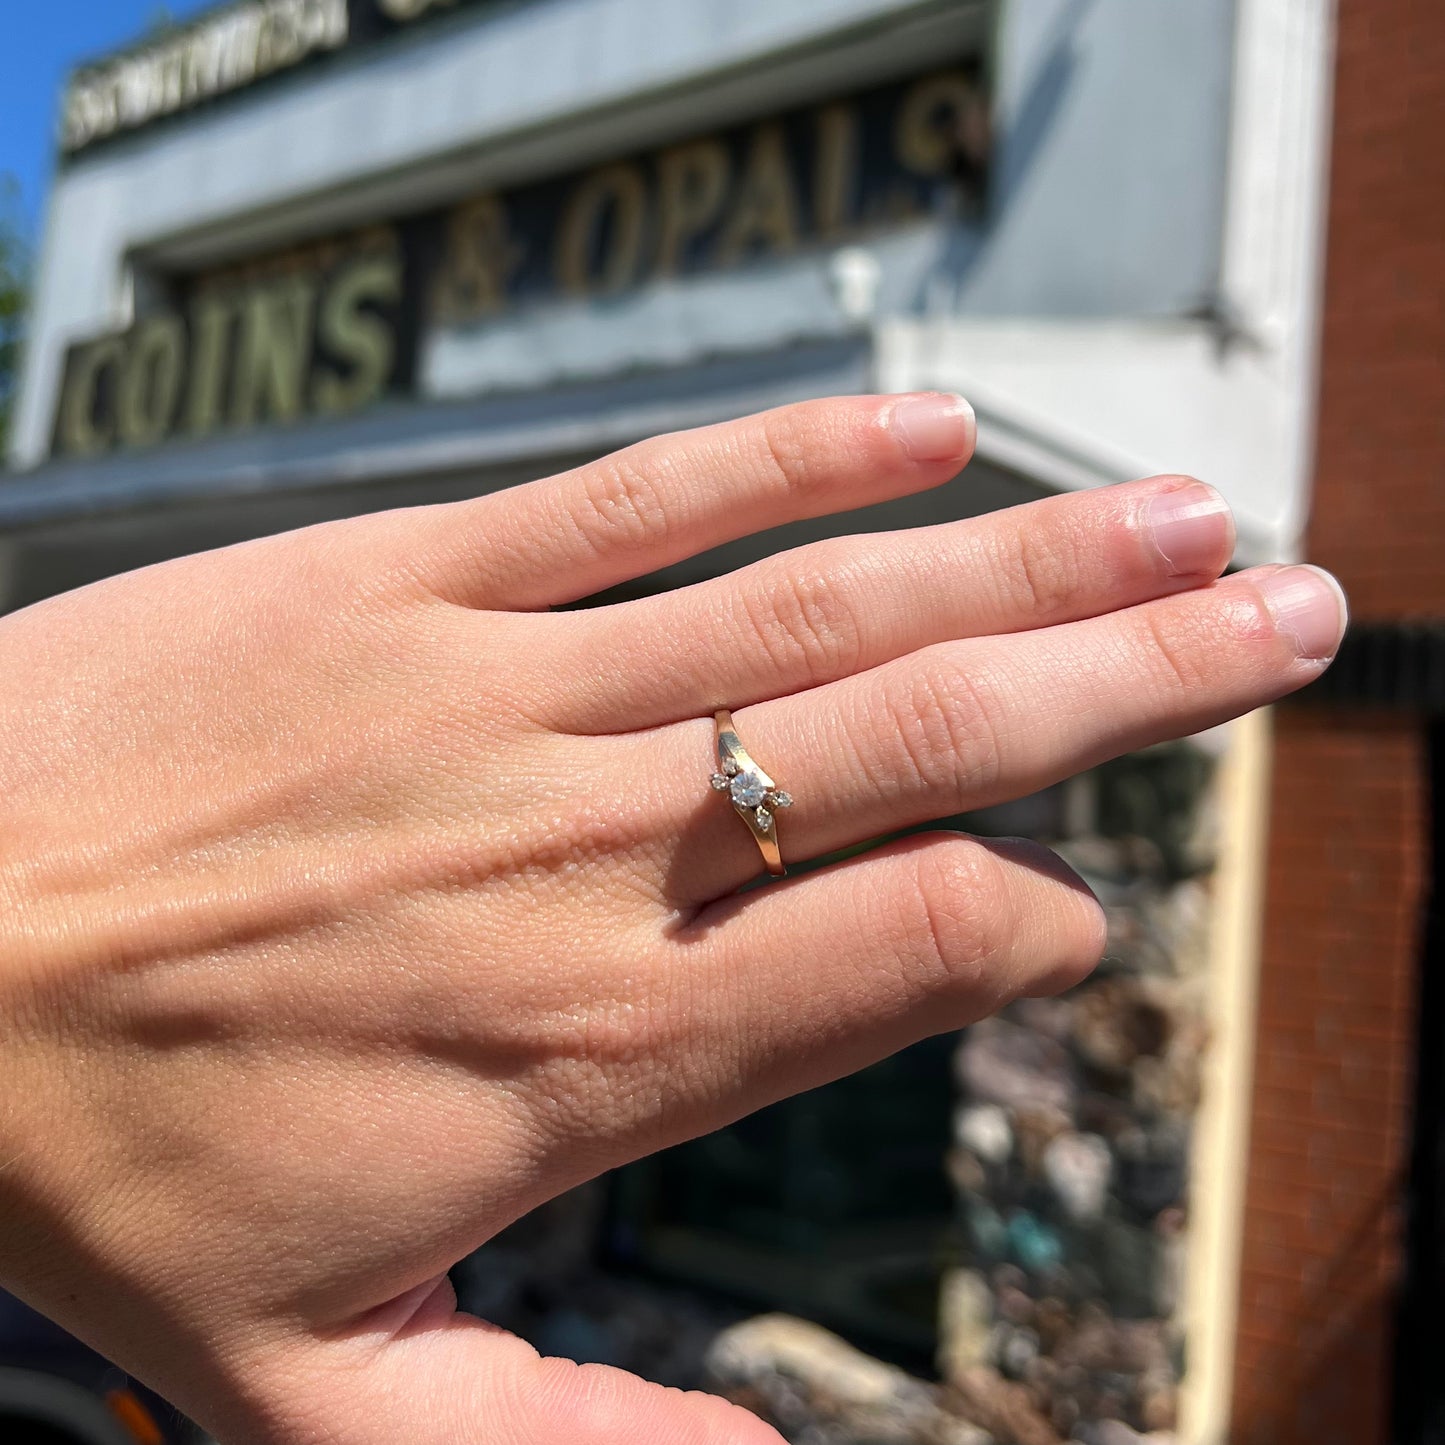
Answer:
[0,395,1343,1445]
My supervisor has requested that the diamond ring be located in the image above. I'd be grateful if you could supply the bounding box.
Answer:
[709,708,793,877]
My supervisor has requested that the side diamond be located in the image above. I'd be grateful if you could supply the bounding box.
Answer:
[754,805,773,829]
[772,790,793,808]
[709,772,729,791]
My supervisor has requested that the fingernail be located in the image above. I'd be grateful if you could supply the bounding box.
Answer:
[890,392,976,462]
[1257,564,1349,660]
[1147,482,1234,577]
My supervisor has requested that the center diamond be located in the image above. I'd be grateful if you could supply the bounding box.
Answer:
[729,768,770,809]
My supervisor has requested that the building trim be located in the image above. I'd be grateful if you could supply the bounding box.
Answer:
[1177,709,1273,1445]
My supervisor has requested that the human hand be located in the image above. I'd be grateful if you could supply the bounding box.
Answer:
[0,395,1344,1444]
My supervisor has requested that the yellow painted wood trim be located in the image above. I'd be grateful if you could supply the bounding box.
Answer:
[1178,707,1273,1444]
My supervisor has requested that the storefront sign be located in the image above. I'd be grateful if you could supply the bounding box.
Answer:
[54,229,409,458]
[61,0,486,154]
[50,66,986,460]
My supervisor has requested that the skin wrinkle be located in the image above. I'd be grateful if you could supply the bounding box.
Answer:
[743,557,868,690]
[572,449,683,559]
[548,441,697,587]
[903,647,1009,803]
[1004,504,1083,621]
[908,841,1011,997]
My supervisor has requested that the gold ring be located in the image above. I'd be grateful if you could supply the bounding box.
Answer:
[709,709,793,877]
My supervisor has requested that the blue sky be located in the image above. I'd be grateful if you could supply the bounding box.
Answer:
[1,1,216,241]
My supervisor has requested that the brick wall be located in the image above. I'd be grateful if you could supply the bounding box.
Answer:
[1232,711,1424,1444]
[1230,0,1445,1439]
[1303,0,1445,619]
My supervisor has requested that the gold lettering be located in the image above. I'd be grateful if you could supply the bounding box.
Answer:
[716,124,800,266]
[379,0,455,20]
[231,275,318,427]
[433,194,521,324]
[156,46,185,114]
[555,163,647,298]
[653,140,729,277]
[813,103,858,239]
[185,292,236,437]
[55,336,123,457]
[895,72,981,176]
[312,253,401,415]
[219,12,263,89]
[117,315,185,449]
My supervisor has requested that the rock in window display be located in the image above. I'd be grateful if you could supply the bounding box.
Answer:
[933,741,1215,1445]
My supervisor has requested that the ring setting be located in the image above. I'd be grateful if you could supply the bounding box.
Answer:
[710,709,792,876]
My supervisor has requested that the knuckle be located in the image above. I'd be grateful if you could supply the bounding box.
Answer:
[1001,518,1080,620]
[743,558,865,686]
[886,653,1003,801]
[570,452,675,557]
[753,407,832,501]
[904,840,1011,990]
[1137,606,1217,698]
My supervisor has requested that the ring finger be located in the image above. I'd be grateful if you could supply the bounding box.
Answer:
[638,563,1347,904]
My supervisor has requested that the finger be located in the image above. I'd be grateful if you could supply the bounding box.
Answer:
[549,474,1234,730]
[644,563,1347,903]
[658,832,1105,1121]
[395,393,975,609]
[251,1315,784,1445]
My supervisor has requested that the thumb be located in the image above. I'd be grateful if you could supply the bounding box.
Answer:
[247,1278,785,1445]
